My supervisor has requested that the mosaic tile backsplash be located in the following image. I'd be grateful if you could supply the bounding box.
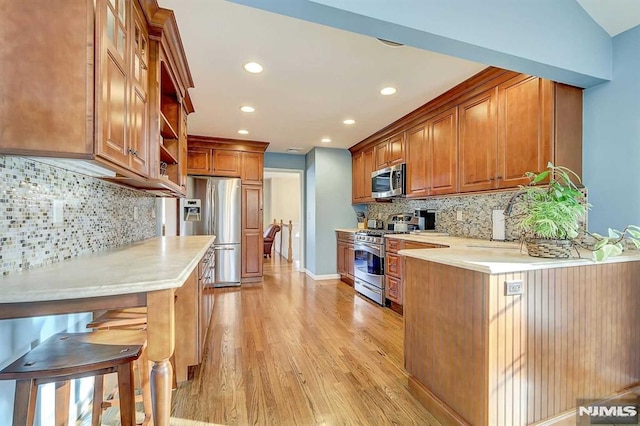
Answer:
[365,191,524,240]
[0,156,157,275]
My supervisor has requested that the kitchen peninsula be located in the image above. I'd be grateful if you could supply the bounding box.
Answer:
[398,236,640,425]
[0,236,215,425]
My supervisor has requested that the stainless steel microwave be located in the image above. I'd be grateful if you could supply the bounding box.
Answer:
[371,163,405,198]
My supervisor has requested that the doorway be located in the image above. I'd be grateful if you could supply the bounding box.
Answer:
[263,169,304,269]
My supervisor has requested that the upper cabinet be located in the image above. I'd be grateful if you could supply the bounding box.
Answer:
[352,147,375,203]
[406,107,458,198]
[186,136,269,185]
[0,0,194,197]
[349,68,583,203]
[458,88,498,192]
[374,134,405,170]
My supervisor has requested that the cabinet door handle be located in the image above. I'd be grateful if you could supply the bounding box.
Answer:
[489,177,495,181]
[497,175,503,179]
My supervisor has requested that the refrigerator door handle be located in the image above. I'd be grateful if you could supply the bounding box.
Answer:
[214,246,234,250]
[203,179,212,235]
[210,181,216,236]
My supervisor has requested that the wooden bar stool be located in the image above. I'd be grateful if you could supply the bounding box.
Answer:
[86,329,152,426]
[0,332,143,426]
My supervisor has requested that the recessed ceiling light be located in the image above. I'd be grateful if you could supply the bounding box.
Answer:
[343,119,356,125]
[380,87,397,96]
[243,62,263,74]
[240,106,255,113]
[321,138,331,143]
[237,129,249,135]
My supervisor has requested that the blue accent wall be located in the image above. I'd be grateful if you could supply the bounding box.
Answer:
[264,152,306,170]
[304,147,356,275]
[230,0,612,87]
[305,150,317,273]
[583,25,640,233]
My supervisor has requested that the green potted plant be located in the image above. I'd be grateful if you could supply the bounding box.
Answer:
[505,162,588,258]
[506,162,640,261]
[587,226,640,261]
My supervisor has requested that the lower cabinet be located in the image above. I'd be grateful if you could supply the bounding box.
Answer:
[336,231,355,285]
[385,238,444,311]
[174,246,215,383]
[241,184,263,280]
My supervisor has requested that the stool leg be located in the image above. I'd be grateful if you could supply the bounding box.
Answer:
[138,350,153,426]
[55,381,70,426]
[91,375,105,426]
[13,379,37,426]
[117,362,136,426]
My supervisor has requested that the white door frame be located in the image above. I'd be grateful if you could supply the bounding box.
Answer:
[264,168,305,269]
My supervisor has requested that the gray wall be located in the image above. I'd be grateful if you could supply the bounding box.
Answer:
[264,152,306,170]
[0,156,158,423]
[304,147,356,276]
[583,25,640,233]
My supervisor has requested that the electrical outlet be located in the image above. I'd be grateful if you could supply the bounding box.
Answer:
[151,207,156,219]
[505,280,524,296]
[456,210,463,221]
[133,206,139,220]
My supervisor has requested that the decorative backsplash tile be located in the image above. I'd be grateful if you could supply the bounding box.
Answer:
[0,156,157,275]
[365,191,524,240]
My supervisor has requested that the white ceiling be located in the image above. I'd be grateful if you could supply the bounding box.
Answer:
[159,0,640,154]
[158,0,486,154]
[577,0,640,36]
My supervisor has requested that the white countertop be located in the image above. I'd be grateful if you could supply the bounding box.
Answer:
[392,233,640,274]
[0,236,216,303]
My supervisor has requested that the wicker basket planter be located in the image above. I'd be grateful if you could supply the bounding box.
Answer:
[525,238,574,258]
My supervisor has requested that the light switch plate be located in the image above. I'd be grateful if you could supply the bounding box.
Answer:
[53,200,64,224]
[133,206,139,220]
[456,211,463,221]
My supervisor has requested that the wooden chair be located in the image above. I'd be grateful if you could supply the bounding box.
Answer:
[0,332,144,426]
[263,224,281,257]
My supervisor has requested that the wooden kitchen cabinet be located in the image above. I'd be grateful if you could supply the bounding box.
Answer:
[459,88,499,193]
[349,67,583,201]
[406,124,428,198]
[374,134,405,170]
[385,238,445,310]
[497,75,553,188]
[406,107,458,198]
[241,151,264,184]
[336,231,355,285]
[242,185,263,280]
[213,150,241,177]
[174,245,215,383]
[352,147,375,203]
[0,0,194,197]
[187,148,212,175]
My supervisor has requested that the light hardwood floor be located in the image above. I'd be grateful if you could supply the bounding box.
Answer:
[169,257,441,426]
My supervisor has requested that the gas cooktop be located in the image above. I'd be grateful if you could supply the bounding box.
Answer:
[355,229,409,237]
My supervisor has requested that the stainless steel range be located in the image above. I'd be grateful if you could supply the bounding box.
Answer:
[353,229,407,305]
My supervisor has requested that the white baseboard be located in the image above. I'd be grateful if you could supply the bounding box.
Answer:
[304,269,340,280]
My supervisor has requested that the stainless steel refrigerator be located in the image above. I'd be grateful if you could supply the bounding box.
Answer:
[181,176,241,287]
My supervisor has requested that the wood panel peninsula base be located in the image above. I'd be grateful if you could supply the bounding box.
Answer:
[402,252,640,426]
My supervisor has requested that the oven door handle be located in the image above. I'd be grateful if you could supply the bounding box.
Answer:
[355,243,382,257]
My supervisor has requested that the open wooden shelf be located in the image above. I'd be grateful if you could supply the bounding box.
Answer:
[160,142,178,164]
[160,111,179,140]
